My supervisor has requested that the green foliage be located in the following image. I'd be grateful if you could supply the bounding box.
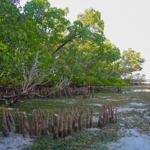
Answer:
[119,48,145,80]
[1,0,137,87]
[51,84,60,91]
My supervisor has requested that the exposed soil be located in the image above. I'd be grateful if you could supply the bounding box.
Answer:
[0,132,33,150]
[0,85,150,149]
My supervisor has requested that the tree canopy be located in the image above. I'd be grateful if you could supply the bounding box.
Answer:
[119,48,145,80]
[0,0,145,88]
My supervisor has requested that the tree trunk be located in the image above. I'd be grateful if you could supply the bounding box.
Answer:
[16,109,21,133]
[74,112,78,132]
[63,111,68,136]
[6,109,16,132]
[86,110,90,128]
[78,110,83,130]
[53,114,58,139]
[22,112,30,138]
[90,110,94,128]
[2,109,9,136]
[58,112,63,137]
[68,114,73,134]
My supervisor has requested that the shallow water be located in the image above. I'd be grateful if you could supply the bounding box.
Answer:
[117,107,147,113]
[129,102,145,107]
[123,89,150,93]
[108,129,150,150]
[93,116,99,122]
[88,103,102,107]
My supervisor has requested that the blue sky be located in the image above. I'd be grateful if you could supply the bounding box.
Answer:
[21,0,150,79]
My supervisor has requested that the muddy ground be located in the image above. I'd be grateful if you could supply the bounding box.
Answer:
[0,85,150,149]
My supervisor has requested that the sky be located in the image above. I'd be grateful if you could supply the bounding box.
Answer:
[21,0,150,79]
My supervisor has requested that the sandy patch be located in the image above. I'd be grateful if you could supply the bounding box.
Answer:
[0,132,33,150]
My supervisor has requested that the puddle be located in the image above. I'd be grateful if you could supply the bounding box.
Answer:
[99,96,111,98]
[129,102,145,107]
[86,128,100,132]
[117,107,147,113]
[117,108,133,112]
[123,89,150,93]
[106,98,113,101]
[94,112,100,115]
[132,89,150,92]
[93,116,99,122]
[144,114,150,119]
[133,98,140,100]
[88,103,102,107]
